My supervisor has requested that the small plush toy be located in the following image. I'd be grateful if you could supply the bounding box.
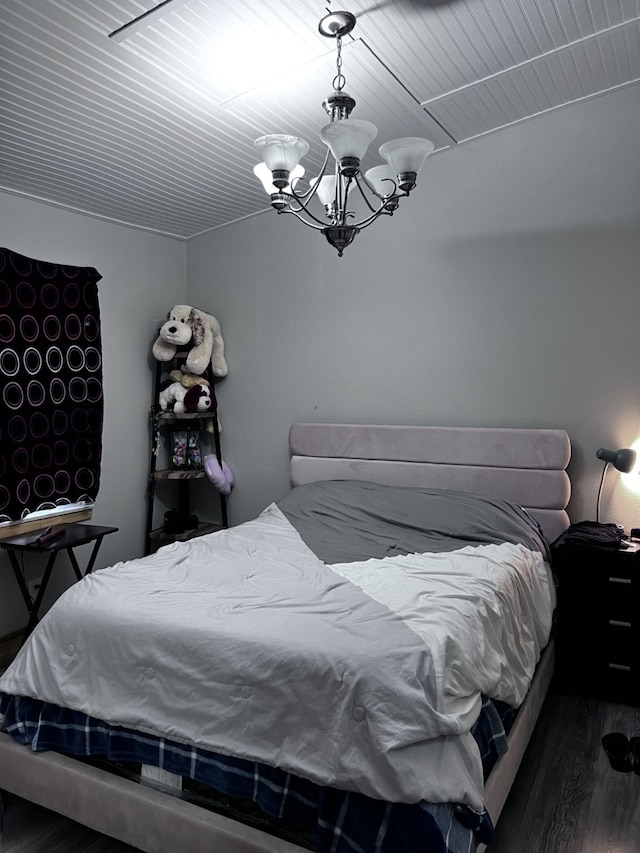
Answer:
[153,305,228,377]
[159,381,212,414]
[204,455,235,495]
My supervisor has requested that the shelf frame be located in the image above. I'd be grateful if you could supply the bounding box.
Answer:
[145,351,228,555]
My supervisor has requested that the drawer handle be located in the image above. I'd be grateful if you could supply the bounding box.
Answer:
[608,619,632,628]
[609,577,632,584]
[608,663,632,672]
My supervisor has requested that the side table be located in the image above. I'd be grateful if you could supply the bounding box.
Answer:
[552,533,640,705]
[1,523,118,643]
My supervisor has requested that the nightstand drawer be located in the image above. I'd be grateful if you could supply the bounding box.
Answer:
[553,542,637,576]
[556,636,640,701]
[557,566,638,605]
[602,660,640,704]
[557,599,637,631]
[605,621,637,664]
[604,572,635,605]
[556,619,638,661]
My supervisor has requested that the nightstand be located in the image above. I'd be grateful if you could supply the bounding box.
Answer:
[551,534,640,705]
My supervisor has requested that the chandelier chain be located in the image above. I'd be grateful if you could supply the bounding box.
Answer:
[332,34,346,92]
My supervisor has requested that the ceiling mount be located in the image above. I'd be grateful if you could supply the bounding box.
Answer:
[318,11,356,39]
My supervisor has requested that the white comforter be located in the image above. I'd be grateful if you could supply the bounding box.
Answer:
[0,504,555,811]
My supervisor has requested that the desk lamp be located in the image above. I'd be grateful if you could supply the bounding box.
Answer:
[595,446,637,522]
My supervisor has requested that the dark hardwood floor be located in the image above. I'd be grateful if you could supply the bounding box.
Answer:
[0,796,139,852]
[490,689,640,853]
[1,688,639,852]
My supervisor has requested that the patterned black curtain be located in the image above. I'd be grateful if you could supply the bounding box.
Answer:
[0,248,103,522]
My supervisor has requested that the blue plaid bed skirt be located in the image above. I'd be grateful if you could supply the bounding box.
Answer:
[0,693,515,852]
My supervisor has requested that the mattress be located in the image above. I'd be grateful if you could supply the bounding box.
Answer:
[0,481,556,853]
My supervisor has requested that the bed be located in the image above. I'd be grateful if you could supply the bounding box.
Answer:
[0,423,571,853]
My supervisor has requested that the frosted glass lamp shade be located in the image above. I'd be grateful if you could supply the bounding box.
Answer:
[254,162,277,194]
[254,162,304,194]
[254,134,309,172]
[364,164,397,196]
[378,137,434,175]
[320,119,378,165]
[309,175,353,217]
[310,175,337,207]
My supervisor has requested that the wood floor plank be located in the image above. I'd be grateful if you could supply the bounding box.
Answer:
[1,795,139,852]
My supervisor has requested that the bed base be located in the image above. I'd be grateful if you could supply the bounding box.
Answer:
[0,640,554,852]
[478,638,554,852]
[0,734,302,852]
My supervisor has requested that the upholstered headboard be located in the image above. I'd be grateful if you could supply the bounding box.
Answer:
[289,423,571,544]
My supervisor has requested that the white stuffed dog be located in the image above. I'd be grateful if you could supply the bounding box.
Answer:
[159,381,212,414]
[152,305,228,377]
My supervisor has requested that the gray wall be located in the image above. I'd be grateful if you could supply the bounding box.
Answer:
[187,84,640,531]
[1,83,638,638]
[0,194,186,634]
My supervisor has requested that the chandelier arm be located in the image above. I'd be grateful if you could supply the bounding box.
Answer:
[359,173,400,203]
[350,203,397,231]
[337,173,353,222]
[278,207,327,230]
[287,148,333,204]
[281,194,335,227]
[334,179,343,219]
[353,175,384,214]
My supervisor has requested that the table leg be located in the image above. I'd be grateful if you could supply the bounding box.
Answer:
[6,551,31,613]
[7,550,59,644]
[66,547,84,581]
[31,552,58,620]
[67,535,105,578]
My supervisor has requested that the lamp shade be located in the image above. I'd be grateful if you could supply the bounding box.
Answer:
[310,175,353,207]
[319,119,378,162]
[596,447,637,473]
[364,164,397,196]
[378,137,434,175]
[254,134,309,172]
[310,175,336,207]
[254,162,304,194]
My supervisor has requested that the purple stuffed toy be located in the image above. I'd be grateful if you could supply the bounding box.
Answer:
[204,455,235,495]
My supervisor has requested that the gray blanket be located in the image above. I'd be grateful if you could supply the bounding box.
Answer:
[278,481,548,563]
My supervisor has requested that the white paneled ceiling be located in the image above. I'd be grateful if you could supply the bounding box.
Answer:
[1,0,639,239]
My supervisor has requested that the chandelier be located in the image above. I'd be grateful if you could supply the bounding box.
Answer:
[253,10,434,256]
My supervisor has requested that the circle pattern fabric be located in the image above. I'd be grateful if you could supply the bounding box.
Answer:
[0,247,103,522]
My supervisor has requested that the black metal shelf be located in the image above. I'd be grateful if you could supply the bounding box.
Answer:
[148,522,224,543]
[145,350,228,555]
[153,469,206,480]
